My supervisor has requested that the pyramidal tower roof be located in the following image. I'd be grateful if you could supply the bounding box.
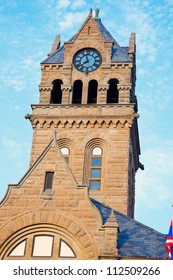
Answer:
[42,9,132,64]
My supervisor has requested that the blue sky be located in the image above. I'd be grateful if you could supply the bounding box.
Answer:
[0,0,173,234]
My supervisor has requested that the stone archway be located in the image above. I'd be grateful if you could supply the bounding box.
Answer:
[0,210,99,260]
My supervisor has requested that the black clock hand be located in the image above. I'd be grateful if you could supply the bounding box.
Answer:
[83,60,89,65]
[77,56,89,66]
[83,56,89,65]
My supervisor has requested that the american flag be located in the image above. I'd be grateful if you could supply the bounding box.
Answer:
[166,219,173,260]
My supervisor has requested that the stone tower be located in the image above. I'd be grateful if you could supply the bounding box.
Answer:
[1,9,159,261]
[27,9,141,218]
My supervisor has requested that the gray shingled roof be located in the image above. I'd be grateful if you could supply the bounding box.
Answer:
[92,198,167,259]
[42,45,64,64]
[41,18,132,64]
[95,19,132,62]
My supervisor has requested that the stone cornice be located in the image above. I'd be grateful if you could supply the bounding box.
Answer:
[40,62,132,71]
[25,115,138,129]
[26,104,139,129]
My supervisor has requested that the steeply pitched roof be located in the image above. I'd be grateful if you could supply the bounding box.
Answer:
[41,18,132,64]
[92,198,167,259]
[42,46,64,64]
[95,19,132,62]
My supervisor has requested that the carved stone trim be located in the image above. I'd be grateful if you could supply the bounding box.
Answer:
[117,84,132,91]
[27,117,134,129]
[61,85,72,92]
[39,85,53,92]
[98,85,109,91]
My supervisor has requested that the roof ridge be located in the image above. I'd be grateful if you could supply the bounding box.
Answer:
[95,19,115,41]
[69,11,93,43]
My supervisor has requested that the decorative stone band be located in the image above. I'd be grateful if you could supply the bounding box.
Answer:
[117,84,131,91]
[25,116,138,129]
[98,85,109,92]
[61,85,72,92]
[39,85,53,92]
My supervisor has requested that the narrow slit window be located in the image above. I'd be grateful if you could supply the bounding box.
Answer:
[44,172,54,191]
[89,147,102,190]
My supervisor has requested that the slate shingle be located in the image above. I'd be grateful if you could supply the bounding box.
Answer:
[92,198,167,259]
[42,46,64,64]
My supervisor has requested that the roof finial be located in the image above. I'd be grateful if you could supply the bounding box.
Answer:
[89,8,92,16]
[94,8,100,20]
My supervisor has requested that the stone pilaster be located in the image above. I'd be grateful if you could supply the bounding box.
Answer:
[118,84,131,103]
[97,85,108,104]
[39,85,53,104]
[99,210,119,259]
[61,85,72,104]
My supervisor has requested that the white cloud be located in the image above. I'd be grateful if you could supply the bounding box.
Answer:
[1,137,29,161]
[58,11,87,31]
[7,79,26,92]
[136,143,173,209]
[56,0,86,10]
[57,0,70,9]
[71,0,87,9]
[0,53,41,93]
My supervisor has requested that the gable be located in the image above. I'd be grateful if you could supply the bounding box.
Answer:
[72,15,106,44]
[0,137,79,208]
[41,13,132,65]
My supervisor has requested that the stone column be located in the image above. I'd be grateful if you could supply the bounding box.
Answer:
[81,80,88,104]
[39,85,53,104]
[118,85,131,103]
[97,85,109,104]
[61,85,72,104]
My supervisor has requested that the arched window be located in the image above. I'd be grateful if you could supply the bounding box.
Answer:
[7,233,77,259]
[72,80,82,104]
[50,79,63,104]
[89,147,102,190]
[61,147,70,164]
[107,79,119,103]
[87,80,98,104]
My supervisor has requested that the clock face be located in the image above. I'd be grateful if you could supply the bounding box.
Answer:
[73,48,102,73]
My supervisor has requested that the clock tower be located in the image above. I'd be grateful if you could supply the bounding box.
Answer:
[27,8,141,218]
[2,9,167,262]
